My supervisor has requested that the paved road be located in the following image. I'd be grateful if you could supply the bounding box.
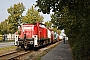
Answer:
[0,42,14,48]
[41,40,73,60]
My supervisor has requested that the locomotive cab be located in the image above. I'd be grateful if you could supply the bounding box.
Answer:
[16,24,38,49]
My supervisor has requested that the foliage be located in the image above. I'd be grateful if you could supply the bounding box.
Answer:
[0,19,8,34]
[22,6,44,24]
[51,7,69,30]
[0,2,44,35]
[7,2,25,33]
[45,21,52,28]
[36,0,90,60]
[0,34,3,41]
[45,21,60,34]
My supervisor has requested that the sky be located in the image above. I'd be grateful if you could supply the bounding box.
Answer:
[0,0,51,22]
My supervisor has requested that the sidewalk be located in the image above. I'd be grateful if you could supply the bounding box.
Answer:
[41,40,73,60]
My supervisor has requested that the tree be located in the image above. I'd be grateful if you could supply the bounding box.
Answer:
[22,6,44,24]
[51,6,69,30]
[36,0,90,60]
[7,2,25,33]
[45,21,60,34]
[45,21,52,28]
[0,19,8,34]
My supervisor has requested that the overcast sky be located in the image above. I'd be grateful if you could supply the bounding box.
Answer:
[0,0,51,22]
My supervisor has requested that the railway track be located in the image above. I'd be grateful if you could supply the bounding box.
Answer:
[0,41,61,60]
[0,43,52,60]
[0,50,33,60]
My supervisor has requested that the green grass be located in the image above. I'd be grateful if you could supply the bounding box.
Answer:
[0,40,14,42]
[0,46,16,50]
[0,46,17,54]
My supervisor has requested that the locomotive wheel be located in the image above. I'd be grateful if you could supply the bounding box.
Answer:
[21,44,27,50]
[34,47,38,51]
[21,44,24,48]
[27,44,33,50]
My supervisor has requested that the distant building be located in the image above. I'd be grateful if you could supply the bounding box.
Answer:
[4,34,15,40]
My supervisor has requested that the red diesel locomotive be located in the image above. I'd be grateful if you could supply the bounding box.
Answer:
[15,23,59,50]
